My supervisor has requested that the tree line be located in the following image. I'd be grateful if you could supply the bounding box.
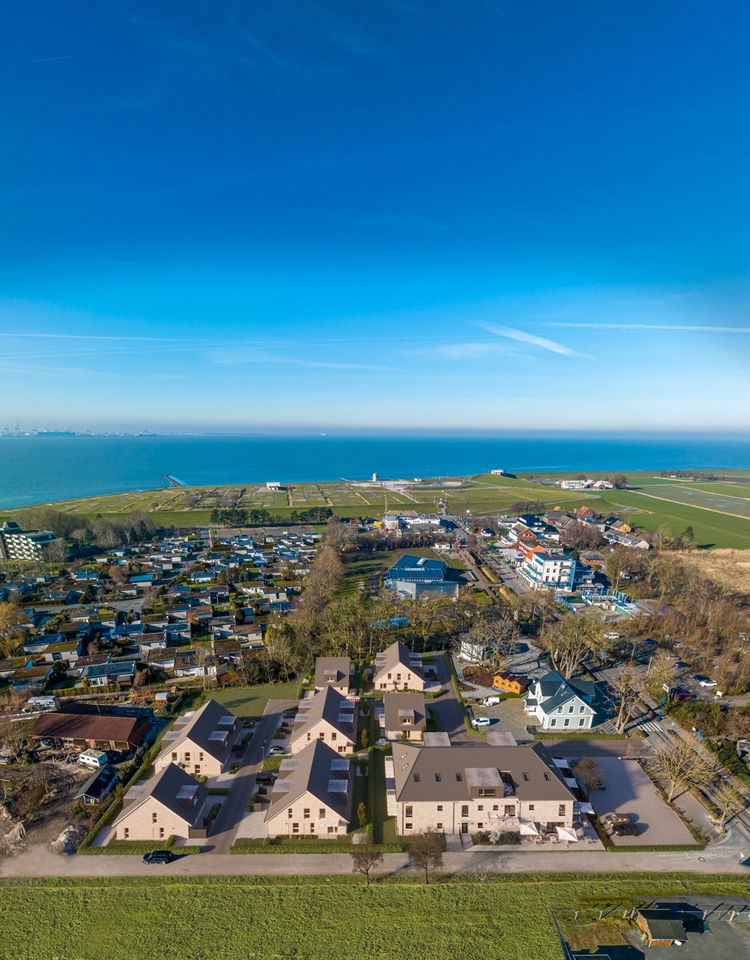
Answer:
[209,507,333,525]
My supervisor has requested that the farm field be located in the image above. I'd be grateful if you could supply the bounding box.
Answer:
[0,874,745,960]
[9,469,750,548]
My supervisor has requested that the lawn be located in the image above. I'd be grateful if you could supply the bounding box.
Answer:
[0,874,746,960]
[211,680,299,717]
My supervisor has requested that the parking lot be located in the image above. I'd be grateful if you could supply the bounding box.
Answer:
[584,756,697,847]
[465,697,533,742]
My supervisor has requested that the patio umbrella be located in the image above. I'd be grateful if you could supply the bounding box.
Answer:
[555,825,579,843]
[519,819,539,836]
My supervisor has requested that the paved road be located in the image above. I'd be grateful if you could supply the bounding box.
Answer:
[3,840,750,878]
[207,699,295,853]
[429,653,476,743]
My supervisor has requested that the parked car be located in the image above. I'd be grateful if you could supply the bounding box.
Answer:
[267,746,287,756]
[612,824,640,837]
[483,696,501,706]
[143,850,175,865]
[471,717,492,727]
[673,689,697,702]
[698,678,718,688]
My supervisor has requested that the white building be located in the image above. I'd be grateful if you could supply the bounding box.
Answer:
[523,671,597,731]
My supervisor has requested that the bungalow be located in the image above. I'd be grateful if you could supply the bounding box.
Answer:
[81,660,136,688]
[523,671,598,731]
[75,764,118,805]
[289,686,357,755]
[31,711,149,751]
[373,641,425,692]
[113,763,210,842]
[10,664,54,692]
[383,691,426,741]
[314,657,351,696]
[154,699,242,778]
[265,740,352,838]
[173,650,227,679]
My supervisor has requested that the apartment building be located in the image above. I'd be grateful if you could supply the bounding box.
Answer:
[265,740,352,837]
[373,640,425,692]
[289,686,357,755]
[154,699,242,777]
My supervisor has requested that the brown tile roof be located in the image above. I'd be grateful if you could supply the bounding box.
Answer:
[31,711,148,747]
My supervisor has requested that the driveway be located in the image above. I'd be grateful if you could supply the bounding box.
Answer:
[429,653,476,743]
[206,698,295,853]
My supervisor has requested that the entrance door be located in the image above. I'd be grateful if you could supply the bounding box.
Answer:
[461,822,469,834]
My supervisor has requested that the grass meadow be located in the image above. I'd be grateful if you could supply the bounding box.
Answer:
[0,874,747,960]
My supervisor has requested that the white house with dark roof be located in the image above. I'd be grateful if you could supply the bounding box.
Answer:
[523,670,597,731]
[314,656,351,696]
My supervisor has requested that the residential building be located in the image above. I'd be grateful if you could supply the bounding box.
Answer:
[264,740,352,837]
[0,521,57,562]
[289,686,357,755]
[314,656,351,696]
[383,691,426,741]
[31,710,150,751]
[113,763,210,842]
[523,671,598,731]
[518,547,576,592]
[154,699,242,777]
[387,742,575,836]
[373,641,425,692]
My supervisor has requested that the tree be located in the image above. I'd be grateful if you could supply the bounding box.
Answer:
[651,738,713,802]
[653,525,674,550]
[611,669,641,733]
[409,830,443,884]
[541,611,604,678]
[610,474,628,489]
[572,757,603,798]
[643,650,677,701]
[712,781,744,831]
[350,840,383,886]
[679,526,696,551]
[0,603,27,658]
[357,801,368,829]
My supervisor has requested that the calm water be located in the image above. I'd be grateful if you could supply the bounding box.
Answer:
[1,434,749,509]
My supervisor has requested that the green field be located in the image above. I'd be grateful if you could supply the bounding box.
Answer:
[9,469,750,548]
[211,680,299,717]
[0,874,745,960]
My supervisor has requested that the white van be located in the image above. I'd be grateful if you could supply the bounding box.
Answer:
[483,696,501,707]
[24,695,59,713]
[78,749,109,769]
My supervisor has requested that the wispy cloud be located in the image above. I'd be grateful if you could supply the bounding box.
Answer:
[411,341,518,360]
[477,323,591,358]
[547,322,750,334]
[208,349,394,373]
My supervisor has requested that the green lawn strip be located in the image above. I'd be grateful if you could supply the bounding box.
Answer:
[211,680,299,718]
[0,875,745,960]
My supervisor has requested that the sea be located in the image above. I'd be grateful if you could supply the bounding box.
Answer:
[1,433,749,509]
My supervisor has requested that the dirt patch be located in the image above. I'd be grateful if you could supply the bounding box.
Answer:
[0,761,90,852]
[463,665,494,687]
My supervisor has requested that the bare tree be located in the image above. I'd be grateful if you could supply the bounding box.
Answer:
[572,757,603,798]
[350,840,383,886]
[651,739,713,803]
[712,781,745,831]
[409,830,443,884]
[0,603,28,658]
[611,670,641,734]
[643,650,677,701]
[541,612,603,678]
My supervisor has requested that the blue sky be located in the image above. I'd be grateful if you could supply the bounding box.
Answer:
[2,0,749,432]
